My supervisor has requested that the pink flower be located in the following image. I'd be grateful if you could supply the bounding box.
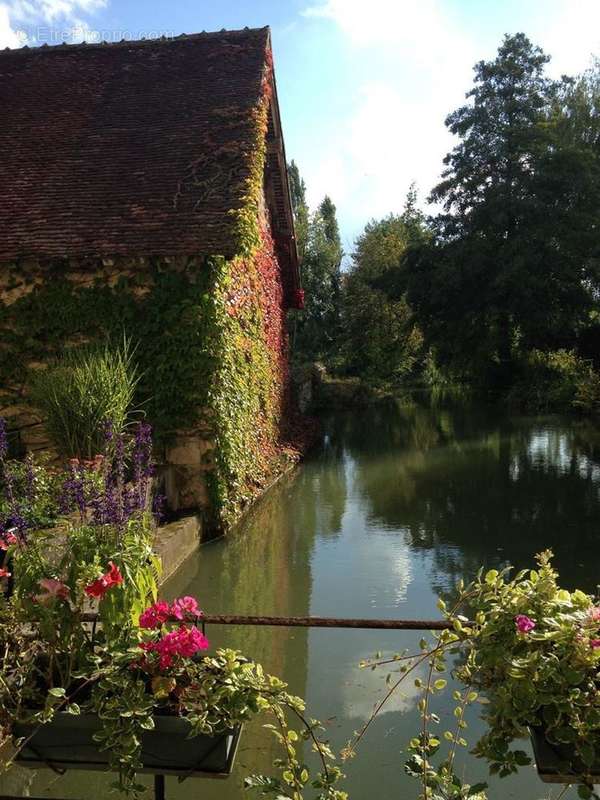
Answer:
[139,601,172,629]
[0,567,10,578]
[170,596,201,620]
[0,532,17,549]
[35,578,70,604]
[85,561,123,599]
[515,614,536,633]
[591,639,600,649]
[588,607,600,622]
[139,625,209,670]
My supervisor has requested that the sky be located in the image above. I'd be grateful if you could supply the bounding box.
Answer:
[2,0,600,254]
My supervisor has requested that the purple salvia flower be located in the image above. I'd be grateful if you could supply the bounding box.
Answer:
[59,462,86,518]
[0,418,7,461]
[6,511,27,539]
[1,467,27,539]
[102,418,114,445]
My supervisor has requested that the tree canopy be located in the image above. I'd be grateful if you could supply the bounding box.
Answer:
[288,161,343,364]
[404,34,600,384]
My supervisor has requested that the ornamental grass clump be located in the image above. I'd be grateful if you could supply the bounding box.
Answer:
[0,421,346,799]
[29,336,141,460]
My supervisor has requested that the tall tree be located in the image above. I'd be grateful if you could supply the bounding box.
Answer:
[406,34,600,383]
[287,160,344,363]
[288,159,309,260]
[341,191,427,383]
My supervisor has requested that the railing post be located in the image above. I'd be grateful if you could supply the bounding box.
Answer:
[154,774,165,800]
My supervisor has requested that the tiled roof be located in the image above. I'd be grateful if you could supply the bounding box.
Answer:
[0,27,274,263]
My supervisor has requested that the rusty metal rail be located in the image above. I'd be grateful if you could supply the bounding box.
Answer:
[199,613,458,630]
[80,612,461,630]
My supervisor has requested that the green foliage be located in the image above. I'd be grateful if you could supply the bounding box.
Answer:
[405,35,600,387]
[289,161,343,365]
[29,337,140,459]
[0,267,216,446]
[288,160,309,262]
[0,453,62,529]
[507,349,600,412]
[341,204,427,385]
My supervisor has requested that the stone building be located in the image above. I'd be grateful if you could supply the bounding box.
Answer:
[0,26,303,530]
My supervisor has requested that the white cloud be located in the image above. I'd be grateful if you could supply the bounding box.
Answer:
[0,4,22,47]
[302,0,477,242]
[301,0,600,247]
[1,0,105,46]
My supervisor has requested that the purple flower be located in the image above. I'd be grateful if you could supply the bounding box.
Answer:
[101,419,114,444]
[59,462,86,517]
[1,466,28,540]
[0,418,7,461]
[515,614,536,634]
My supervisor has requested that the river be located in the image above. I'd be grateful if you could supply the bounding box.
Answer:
[12,393,600,799]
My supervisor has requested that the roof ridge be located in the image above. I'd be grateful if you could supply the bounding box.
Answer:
[1,25,269,56]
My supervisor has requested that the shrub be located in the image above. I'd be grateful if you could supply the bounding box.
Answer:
[508,348,600,413]
[29,338,141,459]
[573,362,600,414]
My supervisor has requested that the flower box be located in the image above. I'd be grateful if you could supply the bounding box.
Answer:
[14,713,241,777]
[530,726,600,784]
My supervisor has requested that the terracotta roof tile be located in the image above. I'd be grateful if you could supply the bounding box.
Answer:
[0,27,270,262]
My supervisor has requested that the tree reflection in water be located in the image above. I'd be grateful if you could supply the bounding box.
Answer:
[339,393,600,596]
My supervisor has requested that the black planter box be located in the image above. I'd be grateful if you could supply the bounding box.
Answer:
[14,713,241,777]
[530,726,600,784]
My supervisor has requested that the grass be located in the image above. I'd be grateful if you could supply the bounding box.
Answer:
[29,337,142,459]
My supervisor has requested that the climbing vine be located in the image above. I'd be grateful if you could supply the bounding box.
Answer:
[205,46,292,526]
[0,44,299,531]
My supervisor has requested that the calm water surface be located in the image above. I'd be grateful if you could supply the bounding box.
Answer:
[14,394,600,800]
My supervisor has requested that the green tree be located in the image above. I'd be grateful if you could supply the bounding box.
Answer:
[341,192,427,384]
[288,159,309,261]
[292,189,343,363]
[406,34,600,385]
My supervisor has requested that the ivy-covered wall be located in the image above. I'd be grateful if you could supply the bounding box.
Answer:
[0,48,304,532]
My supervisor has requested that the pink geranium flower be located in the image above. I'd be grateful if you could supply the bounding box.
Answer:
[139,601,172,629]
[140,625,209,670]
[515,614,536,633]
[0,567,10,578]
[85,561,123,599]
[0,532,18,549]
[591,639,600,649]
[588,607,600,623]
[170,596,201,620]
[35,578,70,605]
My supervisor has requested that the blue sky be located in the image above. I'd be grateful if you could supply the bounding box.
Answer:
[2,0,600,253]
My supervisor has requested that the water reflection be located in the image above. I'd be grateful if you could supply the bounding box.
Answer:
[339,396,600,595]
[4,394,594,799]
